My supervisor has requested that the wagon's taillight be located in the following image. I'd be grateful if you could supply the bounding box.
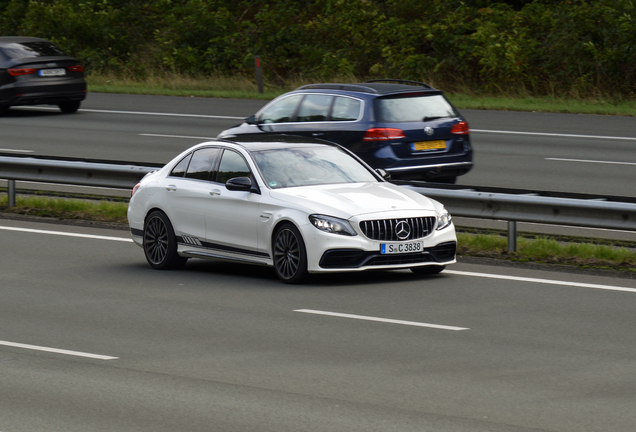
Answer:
[363,128,406,141]
[67,65,84,72]
[451,121,469,135]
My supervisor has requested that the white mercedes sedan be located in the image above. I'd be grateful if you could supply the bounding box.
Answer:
[128,135,457,283]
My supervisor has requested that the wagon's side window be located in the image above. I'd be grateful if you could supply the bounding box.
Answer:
[330,96,361,121]
[296,94,333,122]
[259,94,303,124]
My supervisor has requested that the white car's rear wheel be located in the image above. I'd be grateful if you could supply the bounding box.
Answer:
[144,211,188,270]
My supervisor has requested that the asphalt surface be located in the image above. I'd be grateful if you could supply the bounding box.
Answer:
[1,218,636,432]
[1,92,635,197]
[2,94,636,431]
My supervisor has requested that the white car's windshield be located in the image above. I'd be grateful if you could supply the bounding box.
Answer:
[252,146,378,189]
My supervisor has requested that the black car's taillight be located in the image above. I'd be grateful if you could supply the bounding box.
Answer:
[8,68,37,76]
[67,65,84,73]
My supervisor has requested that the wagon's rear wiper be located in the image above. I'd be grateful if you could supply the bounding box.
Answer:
[422,116,448,122]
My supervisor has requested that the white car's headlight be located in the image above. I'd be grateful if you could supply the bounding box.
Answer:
[436,207,452,231]
[309,215,357,236]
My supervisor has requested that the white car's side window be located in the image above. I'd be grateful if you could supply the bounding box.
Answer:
[184,147,221,181]
[216,150,252,184]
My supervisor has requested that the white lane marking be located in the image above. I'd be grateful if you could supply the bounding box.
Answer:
[0,225,132,242]
[11,105,244,120]
[10,106,632,140]
[472,129,636,141]
[446,270,636,293]
[294,309,469,331]
[5,224,636,294]
[140,133,217,140]
[0,148,34,153]
[546,157,636,166]
[0,340,118,360]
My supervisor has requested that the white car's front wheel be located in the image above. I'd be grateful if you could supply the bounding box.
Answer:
[273,223,308,284]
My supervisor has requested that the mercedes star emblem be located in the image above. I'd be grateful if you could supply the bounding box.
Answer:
[395,221,411,240]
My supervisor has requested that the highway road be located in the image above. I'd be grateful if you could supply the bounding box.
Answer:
[1,92,635,197]
[1,218,636,432]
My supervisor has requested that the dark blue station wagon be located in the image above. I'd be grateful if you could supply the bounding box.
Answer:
[218,80,473,183]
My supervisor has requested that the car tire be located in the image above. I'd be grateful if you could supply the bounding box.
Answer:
[143,210,188,270]
[58,101,81,113]
[410,265,445,275]
[273,223,308,284]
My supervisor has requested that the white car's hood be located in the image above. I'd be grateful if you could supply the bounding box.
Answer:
[269,182,438,218]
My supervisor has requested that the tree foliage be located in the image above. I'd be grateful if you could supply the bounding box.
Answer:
[1,0,634,97]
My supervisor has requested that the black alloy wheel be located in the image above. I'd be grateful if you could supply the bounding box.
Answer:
[58,101,81,113]
[143,211,188,270]
[410,265,445,275]
[273,223,308,284]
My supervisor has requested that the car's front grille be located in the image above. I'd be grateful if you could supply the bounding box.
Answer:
[359,217,436,241]
[318,241,457,269]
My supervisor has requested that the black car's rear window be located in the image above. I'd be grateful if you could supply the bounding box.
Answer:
[374,94,459,123]
[0,41,67,59]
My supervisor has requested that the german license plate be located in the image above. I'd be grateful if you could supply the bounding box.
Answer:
[381,241,425,254]
[411,140,446,151]
[39,68,66,77]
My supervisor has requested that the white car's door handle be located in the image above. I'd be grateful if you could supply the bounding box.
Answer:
[166,185,177,192]
[312,132,324,137]
[209,189,221,196]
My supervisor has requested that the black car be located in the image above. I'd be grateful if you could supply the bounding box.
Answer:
[0,36,86,114]
[219,80,473,183]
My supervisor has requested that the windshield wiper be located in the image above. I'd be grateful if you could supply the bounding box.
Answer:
[422,115,449,122]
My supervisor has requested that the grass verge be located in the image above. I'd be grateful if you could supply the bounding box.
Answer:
[86,74,636,116]
[2,193,635,273]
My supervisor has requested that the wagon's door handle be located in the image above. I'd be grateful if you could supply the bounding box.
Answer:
[312,132,324,137]
[209,189,221,196]
[166,184,177,192]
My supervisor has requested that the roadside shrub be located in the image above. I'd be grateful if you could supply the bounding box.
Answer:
[1,0,634,97]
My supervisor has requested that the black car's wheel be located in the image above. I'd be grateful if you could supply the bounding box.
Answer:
[411,265,446,275]
[58,101,81,113]
[143,211,188,270]
[273,223,308,284]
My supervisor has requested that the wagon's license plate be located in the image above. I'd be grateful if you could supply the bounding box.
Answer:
[381,241,425,254]
[39,68,66,77]
[411,140,446,151]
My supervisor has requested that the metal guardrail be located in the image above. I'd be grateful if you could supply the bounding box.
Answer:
[2,154,636,252]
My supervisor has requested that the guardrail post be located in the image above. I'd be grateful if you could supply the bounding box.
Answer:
[8,179,16,207]
[255,56,264,94]
[508,221,517,252]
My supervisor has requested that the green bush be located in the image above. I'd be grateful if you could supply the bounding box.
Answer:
[1,0,634,97]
